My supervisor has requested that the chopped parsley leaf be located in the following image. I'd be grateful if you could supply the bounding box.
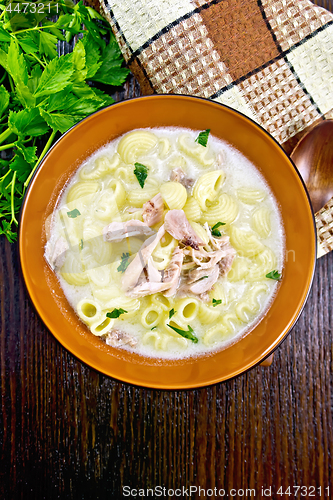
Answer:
[67,208,81,218]
[106,308,128,319]
[211,221,226,237]
[151,326,157,330]
[195,129,210,147]
[169,308,176,319]
[266,270,282,281]
[167,324,198,343]
[198,275,209,281]
[212,298,222,307]
[117,252,130,273]
[134,162,148,188]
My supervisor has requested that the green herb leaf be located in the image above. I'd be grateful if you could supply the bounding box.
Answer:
[106,308,128,319]
[9,151,31,182]
[33,53,74,97]
[72,39,87,82]
[0,220,17,243]
[167,324,199,343]
[266,270,282,281]
[8,108,49,138]
[67,208,81,219]
[0,85,10,118]
[195,129,210,147]
[82,32,102,79]
[91,35,129,85]
[0,25,11,43]
[16,33,38,54]
[169,308,176,319]
[198,275,209,281]
[0,47,9,73]
[89,87,115,107]
[46,89,76,113]
[27,65,42,95]
[76,2,105,48]
[39,108,75,134]
[7,39,28,86]
[14,141,37,165]
[211,221,226,237]
[55,14,76,30]
[212,298,222,307]
[151,326,157,330]
[212,221,226,230]
[39,30,58,59]
[15,81,36,108]
[117,252,130,273]
[134,163,148,189]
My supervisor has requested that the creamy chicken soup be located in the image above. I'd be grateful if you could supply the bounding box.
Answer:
[45,128,284,359]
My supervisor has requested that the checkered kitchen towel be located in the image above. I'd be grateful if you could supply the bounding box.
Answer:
[97,0,333,153]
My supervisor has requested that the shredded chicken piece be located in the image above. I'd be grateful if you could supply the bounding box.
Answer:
[147,257,162,283]
[122,225,165,292]
[126,207,142,213]
[128,246,184,298]
[164,210,205,249]
[203,222,236,275]
[163,246,184,297]
[142,193,164,227]
[181,264,219,295]
[103,220,154,242]
[187,266,214,284]
[170,167,194,189]
[45,236,69,271]
[218,254,235,277]
[127,281,171,297]
[183,247,227,269]
[105,329,137,347]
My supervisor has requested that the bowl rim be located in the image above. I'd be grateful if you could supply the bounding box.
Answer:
[19,94,317,388]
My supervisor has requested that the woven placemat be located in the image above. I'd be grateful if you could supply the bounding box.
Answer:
[97,0,333,256]
[316,198,333,256]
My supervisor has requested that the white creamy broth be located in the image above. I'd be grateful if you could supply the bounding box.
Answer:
[45,127,284,359]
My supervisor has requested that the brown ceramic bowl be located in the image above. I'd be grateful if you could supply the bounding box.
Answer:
[19,95,316,388]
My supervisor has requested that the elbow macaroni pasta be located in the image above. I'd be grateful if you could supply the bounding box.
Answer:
[117,130,158,163]
[178,134,215,166]
[160,182,187,210]
[192,170,225,210]
[202,193,238,225]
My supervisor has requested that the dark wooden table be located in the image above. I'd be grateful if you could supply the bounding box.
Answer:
[1,1,333,499]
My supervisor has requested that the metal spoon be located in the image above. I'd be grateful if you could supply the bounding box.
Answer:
[290,120,333,213]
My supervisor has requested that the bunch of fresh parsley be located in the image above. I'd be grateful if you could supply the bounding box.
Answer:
[0,0,129,242]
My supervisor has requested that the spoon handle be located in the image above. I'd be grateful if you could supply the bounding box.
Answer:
[315,196,333,258]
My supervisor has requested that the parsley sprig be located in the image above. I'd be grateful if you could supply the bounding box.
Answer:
[67,208,81,219]
[212,298,222,307]
[106,308,128,319]
[0,1,129,242]
[266,270,282,281]
[117,252,130,273]
[168,308,176,319]
[211,221,226,237]
[134,162,148,189]
[195,129,210,147]
[167,323,198,343]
